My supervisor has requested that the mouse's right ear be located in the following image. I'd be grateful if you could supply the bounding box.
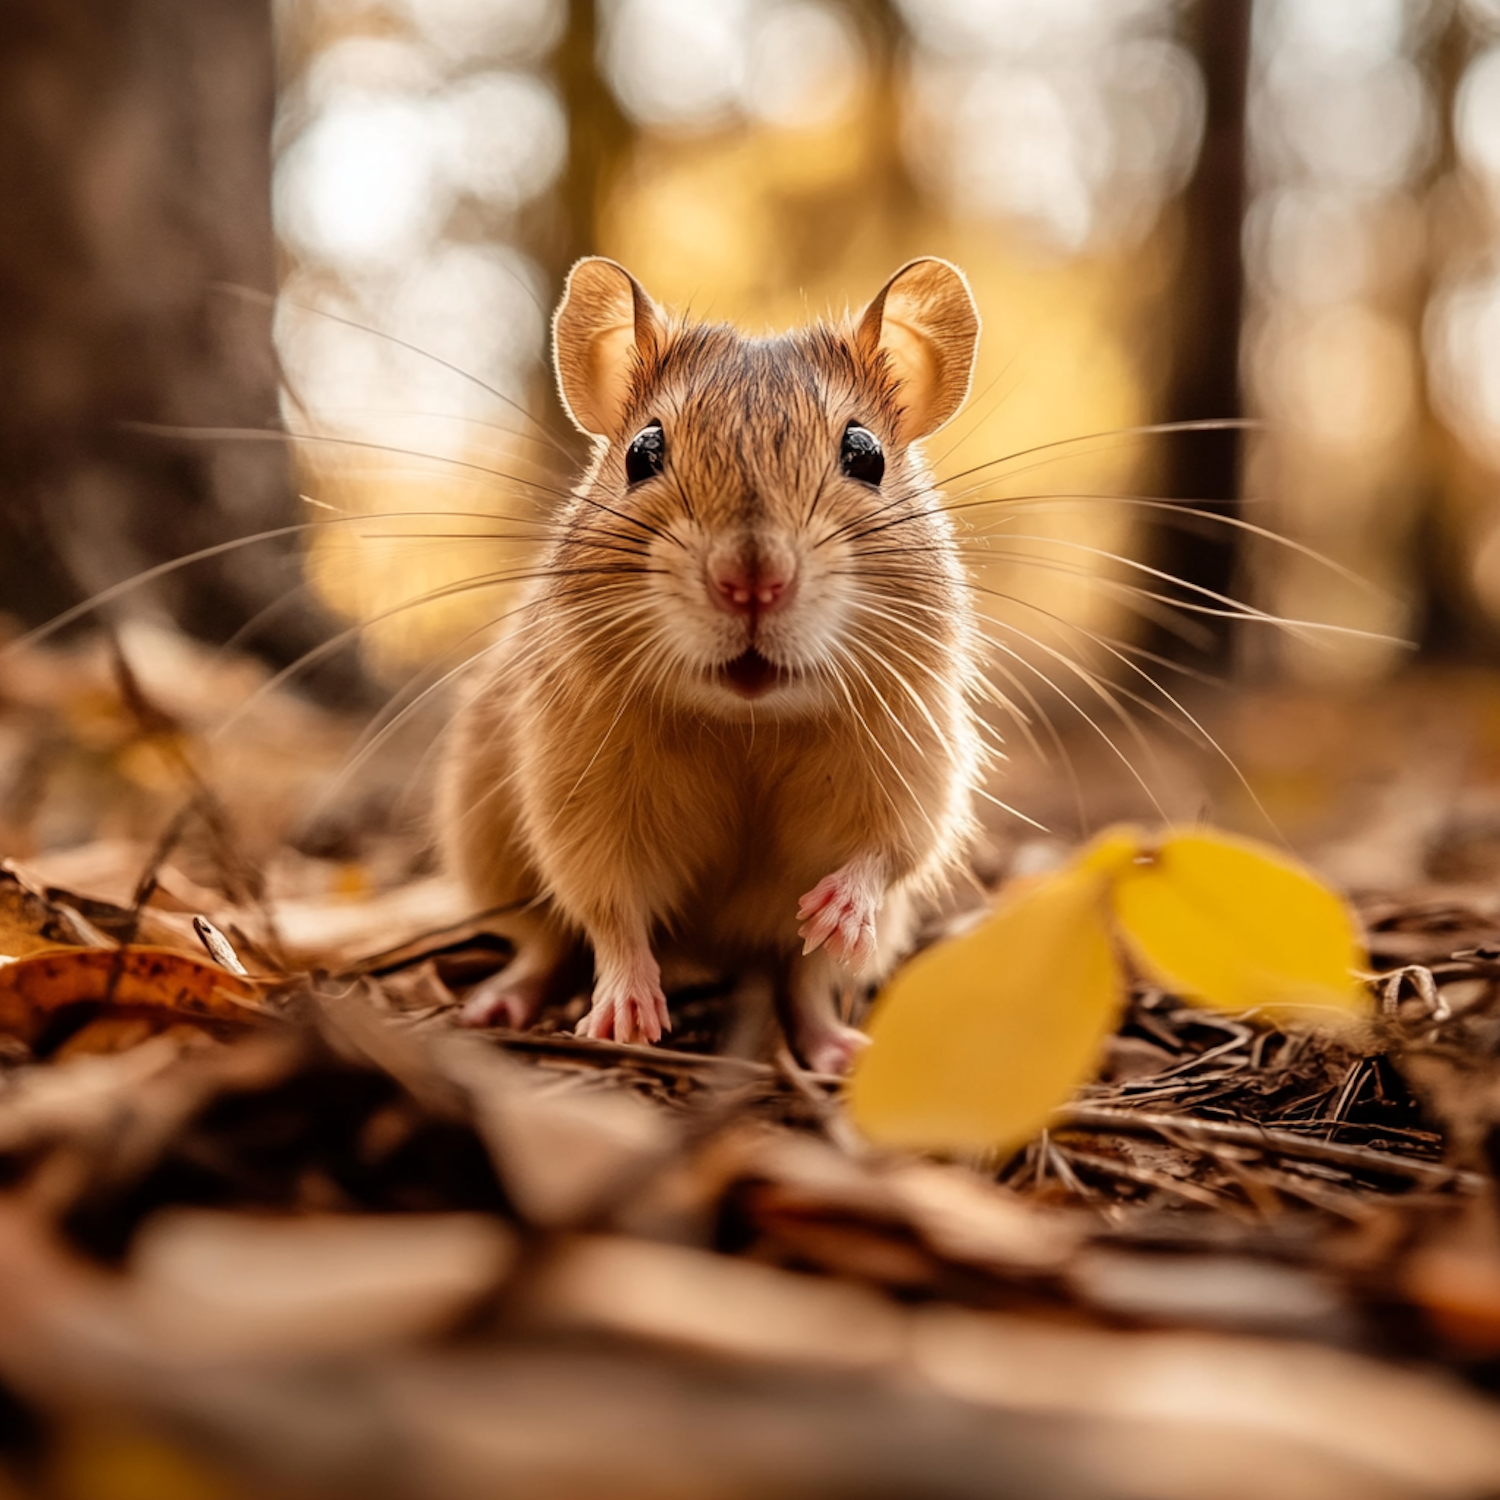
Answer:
[856,258,980,443]
[553,257,665,439]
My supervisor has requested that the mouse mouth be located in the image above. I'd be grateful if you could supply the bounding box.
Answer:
[718,648,786,698]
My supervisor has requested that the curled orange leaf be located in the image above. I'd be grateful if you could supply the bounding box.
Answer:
[0,947,265,1044]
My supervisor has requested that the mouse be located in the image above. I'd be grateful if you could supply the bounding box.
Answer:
[438,255,984,1074]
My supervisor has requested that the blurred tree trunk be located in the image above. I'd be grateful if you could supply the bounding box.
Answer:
[552,0,632,280]
[536,0,634,453]
[1149,0,1252,667]
[1416,5,1475,658]
[0,0,362,697]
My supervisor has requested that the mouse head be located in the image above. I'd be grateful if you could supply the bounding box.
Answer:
[548,257,980,719]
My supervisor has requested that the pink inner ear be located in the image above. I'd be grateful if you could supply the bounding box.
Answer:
[853,259,980,443]
[553,257,661,438]
[581,319,640,437]
[878,315,946,444]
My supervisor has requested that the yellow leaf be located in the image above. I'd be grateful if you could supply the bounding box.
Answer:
[848,856,1124,1154]
[52,1418,242,1500]
[1110,827,1368,1014]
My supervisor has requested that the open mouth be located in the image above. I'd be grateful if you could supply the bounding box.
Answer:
[719,648,785,698]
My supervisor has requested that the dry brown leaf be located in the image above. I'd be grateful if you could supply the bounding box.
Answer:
[275,877,470,969]
[911,1306,1500,1498]
[52,1016,219,1061]
[884,1160,1081,1275]
[0,1038,193,1156]
[128,1209,517,1359]
[0,946,264,1043]
[1401,1198,1500,1355]
[48,1419,246,1500]
[17,840,227,917]
[522,1234,907,1370]
[438,1037,675,1229]
[4,851,216,956]
[0,865,98,959]
[1066,1248,1349,1336]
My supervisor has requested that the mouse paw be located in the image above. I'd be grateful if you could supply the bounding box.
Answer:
[798,1021,871,1077]
[576,965,672,1045]
[797,861,880,972]
[457,971,545,1030]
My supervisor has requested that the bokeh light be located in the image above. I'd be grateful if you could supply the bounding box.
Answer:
[1240,0,1439,682]
[900,5,1203,252]
[602,0,864,134]
[398,0,562,62]
[272,0,1211,689]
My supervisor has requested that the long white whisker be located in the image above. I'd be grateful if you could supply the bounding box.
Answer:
[218,281,580,465]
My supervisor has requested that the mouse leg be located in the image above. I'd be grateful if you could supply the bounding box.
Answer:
[797,853,883,971]
[576,918,672,1044]
[458,909,571,1030]
[784,946,870,1075]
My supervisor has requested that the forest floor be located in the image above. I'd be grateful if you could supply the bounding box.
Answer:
[1,623,1500,1498]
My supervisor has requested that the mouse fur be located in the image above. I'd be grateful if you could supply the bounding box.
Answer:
[439,255,985,1073]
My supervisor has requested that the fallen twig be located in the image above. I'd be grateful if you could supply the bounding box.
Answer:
[1056,1105,1482,1190]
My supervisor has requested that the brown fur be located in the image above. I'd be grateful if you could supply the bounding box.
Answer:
[439,258,985,1071]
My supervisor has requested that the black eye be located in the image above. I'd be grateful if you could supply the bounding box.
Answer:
[840,423,884,486]
[625,421,665,484]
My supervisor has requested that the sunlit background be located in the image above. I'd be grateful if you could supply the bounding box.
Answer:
[267,0,1500,798]
[268,0,1203,679]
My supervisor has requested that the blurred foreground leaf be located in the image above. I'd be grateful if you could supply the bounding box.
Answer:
[51,1420,242,1500]
[1112,828,1368,1015]
[847,856,1121,1152]
[850,825,1369,1154]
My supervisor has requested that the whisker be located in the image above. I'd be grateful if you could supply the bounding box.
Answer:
[955,531,1410,647]
[835,555,1217,650]
[219,282,581,466]
[207,564,664,741]
[943,491,1394,605]
[818,655,910,827]
[967,608,1171,821]
[363,528,650,564]
[3,509,551,653]
[970,782,1049,832]
[303,610,533,820]
[812,479,934,550]
[125,422,578,505]
[935,417,1260,492]
[927,347,1029,469]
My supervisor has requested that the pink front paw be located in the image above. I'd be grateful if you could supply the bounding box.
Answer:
[797,863,880,972]
[800,1023,871,1077]
[576,972,672,1045]
[458,972,545,1030]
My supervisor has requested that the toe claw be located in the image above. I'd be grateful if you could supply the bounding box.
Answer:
[796,862,881,974]
[574,967,671,1046]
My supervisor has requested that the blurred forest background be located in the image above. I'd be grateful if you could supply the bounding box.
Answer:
[7,0,1500,855]
[13,13,1500,1497]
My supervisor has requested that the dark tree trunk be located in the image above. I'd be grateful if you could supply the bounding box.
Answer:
[552,0,632,285]
[1148,0,1252,667]
[0,0,362,697]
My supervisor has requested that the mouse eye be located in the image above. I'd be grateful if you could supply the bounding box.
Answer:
[840,423,884,486]
[625,421,665,485]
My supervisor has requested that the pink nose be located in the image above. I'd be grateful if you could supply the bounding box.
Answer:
[708,558,793,617]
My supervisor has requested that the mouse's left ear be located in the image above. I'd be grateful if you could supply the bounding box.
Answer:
[553,257,666,439]
[856,258,980,443]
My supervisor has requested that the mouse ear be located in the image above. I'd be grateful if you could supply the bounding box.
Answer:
[553,257,665,439]
[855,258,980,442]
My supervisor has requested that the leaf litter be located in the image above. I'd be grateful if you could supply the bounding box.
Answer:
[4,630,1500,1495]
